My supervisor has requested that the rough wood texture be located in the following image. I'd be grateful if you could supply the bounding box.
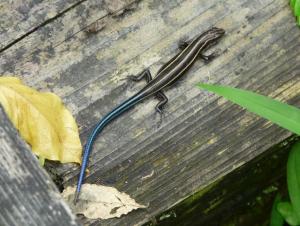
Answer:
[0,106,81,226]
[0,0,85,51]
[0,0,300,225]
[148,136,299,226]
[0,0,138,71]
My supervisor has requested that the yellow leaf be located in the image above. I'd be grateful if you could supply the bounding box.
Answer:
[0,76,82,164]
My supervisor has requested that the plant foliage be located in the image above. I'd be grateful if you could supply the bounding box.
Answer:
[291,0,300,25]
[197,84,300,136]
[197,83,300,225]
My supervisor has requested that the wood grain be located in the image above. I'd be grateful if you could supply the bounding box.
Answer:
[0,0,87,51]
[148,136,298,226]
[0,0,139,73]
[0,0,299,225]
[0,106,81,226]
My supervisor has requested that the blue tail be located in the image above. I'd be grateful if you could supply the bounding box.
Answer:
[74,93,143,203]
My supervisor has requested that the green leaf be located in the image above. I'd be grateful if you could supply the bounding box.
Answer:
[197,84,300,135]
[287,141,300,221]
[277,201,300,225]
[294,0,300,16]
[290,0,300,26]
[291,0,297,8]
[270,194,284,226]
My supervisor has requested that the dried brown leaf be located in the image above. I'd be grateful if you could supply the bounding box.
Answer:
[62,184,146,219]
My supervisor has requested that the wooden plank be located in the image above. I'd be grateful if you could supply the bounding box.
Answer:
[0,0,138,73]
[1,0,300,225]
[0,106,81,226]
[0,0,85,51]
[149,136,298,226]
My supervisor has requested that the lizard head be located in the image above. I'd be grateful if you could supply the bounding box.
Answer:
[203,27,225,41]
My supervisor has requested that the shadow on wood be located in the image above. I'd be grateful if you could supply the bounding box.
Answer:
[0,106,80,226]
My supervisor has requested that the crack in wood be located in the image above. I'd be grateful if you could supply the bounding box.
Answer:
[0,0,88,54]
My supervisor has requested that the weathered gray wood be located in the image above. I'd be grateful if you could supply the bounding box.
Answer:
[0,0,85,51]
[0,0,139,73]
[147,136,298,226]
[0,0,300,225]
[0,106,81,226]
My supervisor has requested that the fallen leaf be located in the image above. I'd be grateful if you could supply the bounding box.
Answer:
[62,184,146,219]
[0,76,82,163]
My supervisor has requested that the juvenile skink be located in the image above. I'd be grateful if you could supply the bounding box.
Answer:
[74,27,225,203]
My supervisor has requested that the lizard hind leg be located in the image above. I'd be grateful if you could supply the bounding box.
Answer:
[155,91,168,128]
[178,38,191,50]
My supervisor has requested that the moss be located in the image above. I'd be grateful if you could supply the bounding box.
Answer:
[178,180,221,209]
[143,135,299,226]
